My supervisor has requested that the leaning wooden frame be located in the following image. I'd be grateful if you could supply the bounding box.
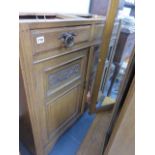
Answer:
[88,0,135,152]
[89,0,121,113]
[89,0,135,115]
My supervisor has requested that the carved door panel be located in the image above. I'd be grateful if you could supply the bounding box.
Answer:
[33,48,88,151]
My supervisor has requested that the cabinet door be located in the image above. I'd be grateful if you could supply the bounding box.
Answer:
[33,48,88,152]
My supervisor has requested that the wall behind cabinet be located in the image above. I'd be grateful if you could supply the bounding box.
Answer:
[19,0,90,14]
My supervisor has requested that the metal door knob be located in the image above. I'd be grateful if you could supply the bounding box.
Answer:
[59,32,76,48]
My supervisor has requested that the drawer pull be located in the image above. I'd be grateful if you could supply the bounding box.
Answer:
[59,32,76,48]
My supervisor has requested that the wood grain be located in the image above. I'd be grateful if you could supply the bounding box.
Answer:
[19,64,35,154]
[20,26,45,155]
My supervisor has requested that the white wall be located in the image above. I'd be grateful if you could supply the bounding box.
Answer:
[19,0,90,14]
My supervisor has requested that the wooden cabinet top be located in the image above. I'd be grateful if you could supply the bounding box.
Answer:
[19,13,106,30]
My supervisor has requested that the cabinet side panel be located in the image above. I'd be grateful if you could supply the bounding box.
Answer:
[19,64,35,154]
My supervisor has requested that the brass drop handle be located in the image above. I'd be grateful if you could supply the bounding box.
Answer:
[59,32,76,48]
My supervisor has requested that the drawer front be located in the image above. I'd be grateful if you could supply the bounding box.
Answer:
[31,25,91,54]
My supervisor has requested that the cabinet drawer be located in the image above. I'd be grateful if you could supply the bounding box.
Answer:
[31,25,91,54]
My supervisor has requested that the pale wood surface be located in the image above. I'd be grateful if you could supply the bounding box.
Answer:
[20,29,45,155]
[19,65,35,154]
[104,77,135,155]
[77,110,113,155]
[19,13,105,31]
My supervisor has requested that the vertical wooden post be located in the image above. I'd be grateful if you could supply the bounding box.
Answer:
[89,0,120,113]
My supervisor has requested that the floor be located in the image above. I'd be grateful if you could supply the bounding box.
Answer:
[77,110,112,155]
[20,111,95,155]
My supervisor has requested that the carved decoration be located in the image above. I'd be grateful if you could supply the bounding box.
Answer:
[48,63,81,91]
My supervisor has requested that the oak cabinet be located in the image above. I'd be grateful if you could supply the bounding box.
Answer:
[19,13,105,155]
